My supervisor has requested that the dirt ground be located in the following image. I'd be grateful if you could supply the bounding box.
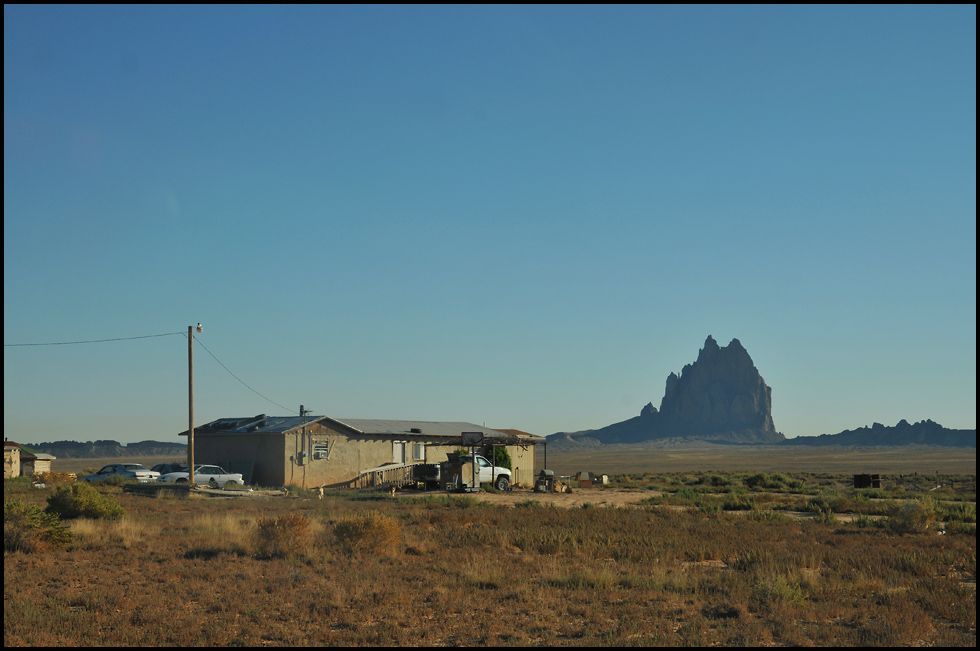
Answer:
[472,485,654,508]
[467,486,878,523]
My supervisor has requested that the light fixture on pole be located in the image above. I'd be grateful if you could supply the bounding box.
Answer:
[188,323,202,487]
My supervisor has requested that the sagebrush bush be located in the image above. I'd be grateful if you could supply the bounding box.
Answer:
[253,512,311,559]
[32,471,76,487]
[85,473,137,487]
[4,499,72,552]
[888,499,937,534]
[699,474,732,487]
[333,512,402,556]
[45,482,125,520]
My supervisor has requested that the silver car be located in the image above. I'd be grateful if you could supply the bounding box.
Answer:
[81,463,160,483]
[156,464,243,488]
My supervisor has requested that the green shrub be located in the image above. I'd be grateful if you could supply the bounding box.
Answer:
[86,474,136,487]
[515,499,541,509]
[943,520,977,536]
[673,488,702,502]
[742,472,806,492]
[696,496,722,514]
[253,512,311,559]
[722,494,757,511]
[938,501,976,524]
[2,476,34,496]
[854,515,885,529]
[479,445,512,471]
[744,473,777,489]
[806,496,838,524]
[888,499,937,534]
[748,508,785,522]
[333,512,402,556]
[4,499,72,552]
[699,474,732,488]
[752,576,808,609]
[429,494,479,509]
[45,483,125,520]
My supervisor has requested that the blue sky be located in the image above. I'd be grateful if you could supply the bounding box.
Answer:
[4,6,976,444]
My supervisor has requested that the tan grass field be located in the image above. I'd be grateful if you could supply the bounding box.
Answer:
[544,445,977,476]
[5,477,975,647]
[9,445,971,646]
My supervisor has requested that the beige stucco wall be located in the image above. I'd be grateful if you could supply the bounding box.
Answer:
[284,428,395,488]
[4,448,21,479]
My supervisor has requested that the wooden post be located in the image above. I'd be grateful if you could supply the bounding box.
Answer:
[187,325,195,487]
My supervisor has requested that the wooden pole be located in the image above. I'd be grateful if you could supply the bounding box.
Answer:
[188,325,195,487]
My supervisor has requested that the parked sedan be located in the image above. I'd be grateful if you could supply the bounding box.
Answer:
[81,463,160,483]
[150,462,188,475]
[157,464,244,488]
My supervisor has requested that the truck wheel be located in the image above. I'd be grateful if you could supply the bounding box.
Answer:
[495,476,510,491]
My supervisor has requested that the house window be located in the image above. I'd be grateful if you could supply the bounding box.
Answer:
[313,443,330,461]
[413,443,425,461]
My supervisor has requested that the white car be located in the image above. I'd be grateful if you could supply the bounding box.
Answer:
[157,464,243,488]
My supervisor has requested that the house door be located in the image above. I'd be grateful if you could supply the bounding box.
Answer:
[392,441,406,465]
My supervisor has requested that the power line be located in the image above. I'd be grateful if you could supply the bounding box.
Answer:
[190,335,296,414]
[4,332,184,346]
[5,329,298,415]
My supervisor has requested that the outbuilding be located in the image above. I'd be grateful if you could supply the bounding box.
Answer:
[3,441,21,479]
[3,440,56,478]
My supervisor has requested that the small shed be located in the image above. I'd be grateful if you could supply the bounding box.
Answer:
[3,441,21,479]
[21,452,56,477]
[853,474,882,489]
[2,441,56,478]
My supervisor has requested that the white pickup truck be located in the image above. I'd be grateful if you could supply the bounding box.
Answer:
[420,454,511,491]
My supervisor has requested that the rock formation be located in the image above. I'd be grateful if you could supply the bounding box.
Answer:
[655,336,777,440]
[550,336,784,445]
[784,419,976,447]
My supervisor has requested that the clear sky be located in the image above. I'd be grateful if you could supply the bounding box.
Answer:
[4,6,976,444]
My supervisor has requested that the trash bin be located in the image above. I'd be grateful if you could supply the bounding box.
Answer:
[535,469,555,493]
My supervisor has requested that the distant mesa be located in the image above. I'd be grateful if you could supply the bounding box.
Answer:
[23,440,187,459]
[550,336,784,447]
[785,419,975,448]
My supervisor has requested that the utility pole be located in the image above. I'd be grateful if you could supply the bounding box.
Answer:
[188,323,202,486]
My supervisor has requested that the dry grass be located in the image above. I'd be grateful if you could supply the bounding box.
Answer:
[333,512,403,556]
[547,445,977,475]
[4,469,975,647]
[254,512,312,559]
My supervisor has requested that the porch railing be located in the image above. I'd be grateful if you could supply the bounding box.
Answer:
[353,462,416,490]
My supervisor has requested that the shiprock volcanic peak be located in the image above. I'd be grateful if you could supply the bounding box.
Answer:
[550,335,975,448]
[551,336,784,446]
